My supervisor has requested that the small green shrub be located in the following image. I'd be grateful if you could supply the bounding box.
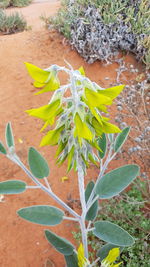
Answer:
[0,0,10,8]
[11,0,32,7]
[0,0,32,8]
[0,9,27,34]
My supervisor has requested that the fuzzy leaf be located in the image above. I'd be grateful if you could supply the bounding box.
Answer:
[65,252,78,267]
[28,147,49,179]
[114,127,130,152]
[45,230,75,255]
[67,146,75,172]
[5,122,14,148]
[93,221,134,246]
[55,141,67,158]
[0,180,26,194]
[0,142,7,155]
[18,206,64,226]
[97,243,124,261]
[95,165,139,199]
[85,181,98,221]
[98,133,107,159]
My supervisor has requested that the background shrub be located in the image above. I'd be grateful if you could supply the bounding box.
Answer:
[47,0,150,68]
[0,9,27,34]
[0,0,10,8]
[11,0,32,7]
[0,0,32,8]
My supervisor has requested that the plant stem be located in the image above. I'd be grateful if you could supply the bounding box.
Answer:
[90,257,100,267]
[77,155,89,259]
[63,216,79,222]
[87,144,113,208]
[44,177,52,192]
[26,186,40,189]
[8,153,80,220]
[79,218,89,259]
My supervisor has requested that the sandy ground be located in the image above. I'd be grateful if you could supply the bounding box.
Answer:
[0,1,144,266]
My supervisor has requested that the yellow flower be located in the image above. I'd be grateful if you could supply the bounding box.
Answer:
[25,62,60,94]
[74,113,93,145]
[101,248,122,267]
[77,243,90,267]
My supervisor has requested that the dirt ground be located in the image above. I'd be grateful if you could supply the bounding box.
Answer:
[0,1,147,267]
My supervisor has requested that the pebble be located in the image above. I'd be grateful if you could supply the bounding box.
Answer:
[145,126,150,132]
[120,122,127,129]
[115,117,122,123]
[128,146,141,153]
[134,137,141,143]
[117,106,123,111]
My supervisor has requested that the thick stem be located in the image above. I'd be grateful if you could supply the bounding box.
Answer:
[77,156,88,259]
[79,218,88,259]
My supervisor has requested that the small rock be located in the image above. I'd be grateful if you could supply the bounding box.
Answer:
[117,106,122,111]
[120,122,127,129]
[134,137,141,143]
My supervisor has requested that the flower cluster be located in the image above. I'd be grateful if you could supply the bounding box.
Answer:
[25,63,124,172]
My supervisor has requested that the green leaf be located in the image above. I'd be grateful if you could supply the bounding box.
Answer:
[45,230,75,255]
[0,142,7,155]
[5,122,14,148]
[85,181,98,221]
[0,180,26,194]
[28,147,50,179]
[97,243,124,261]
[97,133,107,159]
[18,206,64,226]
[114,127,130,152]
[93,221,134,246]
[64,252,78,267]
[95,165,140,199]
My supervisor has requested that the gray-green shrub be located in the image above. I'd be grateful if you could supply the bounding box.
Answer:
[47,0,150,68]
[0,9,27,34]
